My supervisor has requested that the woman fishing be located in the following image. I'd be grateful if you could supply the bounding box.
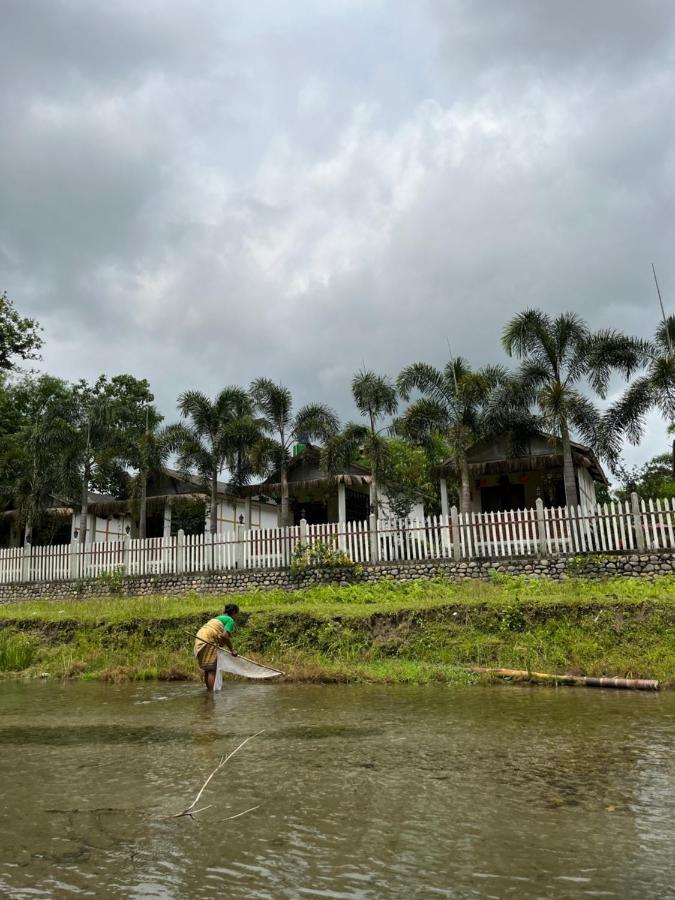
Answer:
[194,604,240,691]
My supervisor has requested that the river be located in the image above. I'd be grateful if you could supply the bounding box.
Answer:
[0,681,673,898]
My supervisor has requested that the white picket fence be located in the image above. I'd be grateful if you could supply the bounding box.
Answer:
[1,494,674,585]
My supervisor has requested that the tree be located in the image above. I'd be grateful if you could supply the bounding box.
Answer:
[68,375,156,543]
[615,452,675,501]
[605,315,675,477]
[377,436,447,519]
[0,292,43,370]
[126,413,171,539]
[396,358,517,514]
[250,378,339,526]
[322,370,397,519]
[0,375,75,544]
[502,310,644,508]
[166,388,262,535]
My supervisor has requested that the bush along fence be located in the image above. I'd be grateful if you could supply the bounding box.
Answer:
[0,493,674,585]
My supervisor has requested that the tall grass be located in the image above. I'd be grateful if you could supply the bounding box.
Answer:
[0,631,36,672]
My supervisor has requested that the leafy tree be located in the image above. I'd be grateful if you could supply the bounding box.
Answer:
[615,453,675,501]
[250,378,340,527]
[502,310,644,508]
[0,292,42,371]
[396,358,518,514]
[0,375,75,543]
[605,316,675,477]
[166,388,262,535]
[322,370,397,519]
[377,436,446,519]
[67,375,156,543]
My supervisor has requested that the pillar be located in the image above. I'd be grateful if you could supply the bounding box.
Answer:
[163,499,173,538]
[631,492,645,552]
[337,481,347,550]
[440,477,449,520]
[536,498,547,556]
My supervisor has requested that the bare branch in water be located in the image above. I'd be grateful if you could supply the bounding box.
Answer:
[172,730,265,820]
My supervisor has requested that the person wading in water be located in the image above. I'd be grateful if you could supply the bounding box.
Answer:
[194,604,240,691]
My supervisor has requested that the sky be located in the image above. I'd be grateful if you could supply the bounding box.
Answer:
[2,0,674,471]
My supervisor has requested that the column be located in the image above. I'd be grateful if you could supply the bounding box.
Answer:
[337,481,347,550]
[163,499,173,538]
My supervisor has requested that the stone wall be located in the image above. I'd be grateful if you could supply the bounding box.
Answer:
[1,550,675,603]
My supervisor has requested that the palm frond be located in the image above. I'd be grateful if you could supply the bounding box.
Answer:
[397,362,449,405]
[250,378,292,431]
[351,369,398,419]
[294,403,340,442]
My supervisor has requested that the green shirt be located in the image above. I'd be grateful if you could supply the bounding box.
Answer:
[215,614,235,634]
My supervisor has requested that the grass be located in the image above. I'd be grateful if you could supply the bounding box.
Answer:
[0,575,673,684]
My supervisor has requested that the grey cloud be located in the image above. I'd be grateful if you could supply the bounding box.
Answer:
[1,1,674,473]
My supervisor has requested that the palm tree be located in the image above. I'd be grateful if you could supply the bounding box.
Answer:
[605,315,675,477]
[250,378,339,526]
[128,418,172,539]
[502,309,645,508]
[166,388,262,535]
[323,370,398,519]
[397,359,513,514]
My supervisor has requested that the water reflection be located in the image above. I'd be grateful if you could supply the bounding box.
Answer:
[0,681,673,898]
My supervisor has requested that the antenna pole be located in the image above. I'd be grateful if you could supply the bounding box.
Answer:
[652,263,672,355]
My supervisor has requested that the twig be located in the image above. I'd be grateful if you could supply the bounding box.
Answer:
[217,804,262,823]
[172,730,265,819]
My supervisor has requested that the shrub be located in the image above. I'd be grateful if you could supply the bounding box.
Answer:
[290,540,359,576]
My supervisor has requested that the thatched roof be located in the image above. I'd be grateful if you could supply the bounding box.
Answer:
[239,443,372,497]
[434,433,608,484]
[239,472,371,498]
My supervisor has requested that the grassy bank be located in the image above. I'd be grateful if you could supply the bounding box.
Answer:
[0,576,674,685]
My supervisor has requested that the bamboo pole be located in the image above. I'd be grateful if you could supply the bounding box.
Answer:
[471,667,659,691]
[187,630,285,676]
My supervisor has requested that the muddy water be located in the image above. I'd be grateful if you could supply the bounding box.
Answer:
[0,682,673,898]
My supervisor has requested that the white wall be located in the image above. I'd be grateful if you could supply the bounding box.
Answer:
[212,499,279,531]
[376,489,425,522]
[578,467,597,511]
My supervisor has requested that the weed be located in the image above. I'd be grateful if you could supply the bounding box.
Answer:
[0,631,36,672]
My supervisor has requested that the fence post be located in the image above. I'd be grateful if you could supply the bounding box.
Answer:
[631,492,645,552]
[21,542,31,582]
[536,498,547,556]
[176,528,185,574]
[69,539,79,580]
[123,534,131,573]
[369,513,379,563]
[236,523,246,569]
[450,506,461,560]
[299,517,308,547]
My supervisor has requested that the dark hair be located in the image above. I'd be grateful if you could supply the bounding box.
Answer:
[224,604,240,616]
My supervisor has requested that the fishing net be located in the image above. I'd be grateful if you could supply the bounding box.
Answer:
[214,650,283,690]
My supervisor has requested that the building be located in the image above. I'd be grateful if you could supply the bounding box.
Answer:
[0,468,279,547]
[241,444,425,525]
[437,432,607,515]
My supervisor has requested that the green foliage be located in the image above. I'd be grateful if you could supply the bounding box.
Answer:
[0,631,36,671]
[1,576,673,684]
[170,498,207,535]
[96,566,126,594]
[616,453,675,500]
[0,292,42,371]
[502,309,646,482]
[290,539,359,575]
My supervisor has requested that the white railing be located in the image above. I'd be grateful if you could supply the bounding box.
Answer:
[2,493,674,585]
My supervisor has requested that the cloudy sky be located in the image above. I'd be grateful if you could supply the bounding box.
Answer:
[2,0,674,468]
